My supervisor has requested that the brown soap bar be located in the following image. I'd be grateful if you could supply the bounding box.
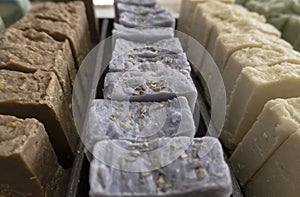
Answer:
[13,1,92,67]
[0,70,77,167]
[0,40,73,105]
[0,115,67,197]
[0,28,77,85]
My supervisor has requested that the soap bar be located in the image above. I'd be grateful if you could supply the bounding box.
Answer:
[0,70,77,167]
[103,68,197,111]
[230,97,300,186]
[117,3,166,15]
[86,97,196,149]
[0,17,5,31]
[115,0,156,7]
[221,63,300,149]
[222,45,300,100]
[113,23,174,43]
[13,1,91,67]
[119,12,175,28]
[89,137,232,197]
[110,48,190,73]
[0,115,67,197]
[283,15,300,51]
[112,38,183,59]
[0,0,30,26]
[213,33,292,71]
[244,130,300,197]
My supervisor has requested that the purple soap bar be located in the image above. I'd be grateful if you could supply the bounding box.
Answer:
[113,23,174,43]
[115,0,156,7]
[117,3,166,15]
[89,137,233,197]
[103,68,197,111]
[85,97,196,149]
[119,12,175,28]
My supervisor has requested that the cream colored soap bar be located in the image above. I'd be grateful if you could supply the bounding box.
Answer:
[223,45,300,100]
[190,1,265,48]
[0,115,67,197]
[221,63,300,149]
[213,33,291,71]
[230,97,300,186]
[244,130,300,197]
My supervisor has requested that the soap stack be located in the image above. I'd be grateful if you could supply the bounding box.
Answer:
[178,0,300,196]
[0,2,92,196]
[88,1,232,196]
[237,0,300,51]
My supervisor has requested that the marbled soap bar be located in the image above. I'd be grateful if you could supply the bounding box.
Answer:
[103,68,197,111]
[230,97,300,186]
[13,1,91,67]
[221,63,300,149]
[119,12,175,28]
[0,115,67,197]
[0,0,30,26]
[89,137,232,197]
[86,97,195,149]
[117,3,166,15]
[110,47,190,73]
[0,70,77,167]
[113,23,174,43]
[112,38,183,59]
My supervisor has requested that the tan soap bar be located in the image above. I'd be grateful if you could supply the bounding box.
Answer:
[244,130,300,197]
[213,33,291,71]
[0,115,67,197]
[230,97,300,186]
[221,63,300,149]
[13,1,91,67]
[223,45,300,100]
[0,28,76,84]
[190,1,265,48]
[0,70,77,166]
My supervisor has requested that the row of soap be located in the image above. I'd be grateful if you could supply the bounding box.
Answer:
[0,2,92,196]
[237,0,300,51]
[88,0,232,196]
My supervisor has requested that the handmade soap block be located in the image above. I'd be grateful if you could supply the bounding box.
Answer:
[213,33,292,71]
[222,45,300,100]
[0,115,67,197]
[119,12,175,28]
[0,17,5,31]
[244,130,300,197]
[0,70,77,166]
[112,38,183,59]
[115,0,156,7]
[89,137,232,197]
[103,68,197,111]
[110,47,190,73]
[230,97,300,186]
[221,63,300,149]
[86,97,196,149]
[282,15,300,51]
[117,3,166,15]
[0,0,30,26]
[113,23,174,43]
[13,1,91,67]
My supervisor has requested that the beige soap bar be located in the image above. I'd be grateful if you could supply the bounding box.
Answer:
[223,45,300,100]
[13,1,91,67]
[0,70,77,167]
[213,33,291,71]
[221,63,300,149]
[230,97,300,186]
[0,115,67,197]
[244,130,300,197]
[190,1,265,48]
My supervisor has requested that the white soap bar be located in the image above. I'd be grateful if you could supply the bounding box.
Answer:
[244,130,300,197]
[221,63,300,149]
[230,97,300,186]
[89,137,232,197]
[213,33,292,71]
[223,45,300,100]
[112,38,183,59]
[103,69,197,111]
[0,0,30,26]
[85,97,196,149]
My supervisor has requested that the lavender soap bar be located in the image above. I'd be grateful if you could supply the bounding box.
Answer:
[115,0,156,7]
[103,68,197,111]
[117,3,166,15]
[86,97,195,149]
[89,137,232,197]
[119,12,175,28]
